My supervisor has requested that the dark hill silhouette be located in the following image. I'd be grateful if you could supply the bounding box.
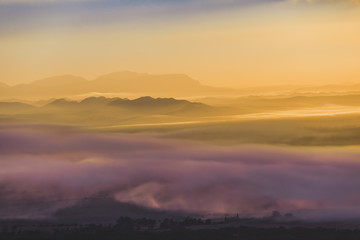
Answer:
[0,101,35,116]
[79,96,114,105]
[42,96,219,119]
[0,102,33,109]
[0,96,221,126]
[108,96,213,114]
[109,96,199,108]
[47,96,211,114]
[47,98,78,107]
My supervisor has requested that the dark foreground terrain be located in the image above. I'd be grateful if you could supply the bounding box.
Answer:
[2,216,360,240]
[3,227,360,240]
[2,225,360,240]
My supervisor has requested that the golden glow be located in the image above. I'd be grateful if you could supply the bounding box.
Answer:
[1,2,360,87]
[3,0,360,221]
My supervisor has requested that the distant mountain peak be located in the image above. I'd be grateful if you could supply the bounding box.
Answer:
[0,82,9,88]
[0,71,232,100]
[48,98,77,106]
[29,75,88,86]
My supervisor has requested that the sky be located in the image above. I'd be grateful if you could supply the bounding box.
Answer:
[1,0,360,87]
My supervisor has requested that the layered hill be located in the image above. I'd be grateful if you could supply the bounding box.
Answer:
[0,96,218,126]
[46,96,212,114]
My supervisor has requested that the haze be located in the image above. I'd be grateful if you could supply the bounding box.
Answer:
[2,0,360,225]
[1,0,360,87]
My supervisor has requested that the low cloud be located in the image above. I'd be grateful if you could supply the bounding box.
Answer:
[1,124,360,220]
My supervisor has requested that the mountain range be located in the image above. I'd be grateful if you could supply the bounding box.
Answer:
[47,96,211,113]
[0,96,219,126]
[0,71,235,100]
[3,71,360,101]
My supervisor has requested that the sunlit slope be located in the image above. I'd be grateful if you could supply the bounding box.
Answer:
[2,93,360,146]
[200,94,360,110]
[100,112,360,147]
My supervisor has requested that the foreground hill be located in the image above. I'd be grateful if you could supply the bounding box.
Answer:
[2,215,360,240]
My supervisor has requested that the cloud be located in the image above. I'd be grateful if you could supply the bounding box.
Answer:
[0,0,97,3]
[290,0,360,3]
[1,0,355,40]
[1,124,360,220]
[0,0,272,4]
[1,0,357,5]
[0,0,267,37]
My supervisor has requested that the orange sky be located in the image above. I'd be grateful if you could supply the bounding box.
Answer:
[0,0,360,87]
